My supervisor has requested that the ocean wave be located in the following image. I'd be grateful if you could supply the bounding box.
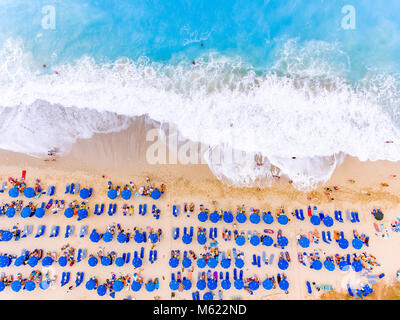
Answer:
[1,38,400,190]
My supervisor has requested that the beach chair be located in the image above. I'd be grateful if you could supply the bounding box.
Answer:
[0,181,6,193]
[322,231,329,244]
[306,281,312,294]
[295,209,300,220]
[74,183,80,194]
[346,211,352,222]
[49,186,55,196]
[262,251,267,265]
[172,205,180,217]
[354,212,360,223]
[108,204,113,216]
[269,254,274,265]
[112,204,117,215]
[94,204,99,215]
[252,254,257,266]
[75,272,84,287]
[299,209,305,220]
[79,225,88,238]
[35,225,45,238]
[69,183,75,194]
[65,225,74,238]
[319,212,324,221]
[350,211,357,223]
[65,184,70,194]
[327,231,332,242]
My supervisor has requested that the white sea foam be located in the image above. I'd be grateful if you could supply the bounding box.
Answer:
[0,38,400,190]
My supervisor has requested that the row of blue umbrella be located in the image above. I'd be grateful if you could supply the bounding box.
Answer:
[107,188,161,200]
[298,235,364,250]
[198,211,289,225]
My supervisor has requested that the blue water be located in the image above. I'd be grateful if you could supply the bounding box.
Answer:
[1,0,400,190]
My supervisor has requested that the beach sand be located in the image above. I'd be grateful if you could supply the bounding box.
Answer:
[0,122,399,300]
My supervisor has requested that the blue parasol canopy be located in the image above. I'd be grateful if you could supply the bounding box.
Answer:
[221,279,231,290]
[236,212,247,223]
[323,216,334,227]
[23,188,35,198]
[183,279,192,290]
[278,259,289,270]
[107,189,117,199]
[324,260,335,271]
[8,188,19,198]
[131,281,142,292]
[197,280,206,290]
[235,235,245,246]
[1,231,12,241]
[14,256,25,267]
[203,292,213,300]
[115,257,125,267]
[34,208,45,218]
[90,230,100,243]
[339,260,350,271]
[262,236,273,246]
[352,238,363,250]
[209,211,219,223]
[169,280,179,291]
[250,235,260,246]
[182,257,191,268]
[223,211,234,223]
[21,207,31,218]
[263,213,273,224]
[58,256,68,267]
[86,279,96,290]
[169,257,179,268]
[132,257,142,268]
[279,279,289,291]
[11,280,21,292]
[182,234,192,244]
[149,234,158,243]
[0,256,10,267]
[150,189,161,200]
[145,282,156,292]
[97,285,107,296]
[235,258,244,268]
[64,208,74,218]
[234,279,244,290]
[197,258,206,268]
[250,213,260,224]
[28,256,38,267]
[117,233,127,243]
[121,189,131,200]
[208,258,218,268]
[79,188,90,199]
[197,234,207,245]
[103,232,113,242]
[248,281,259,291]
[338,238,349,249]
[207,280,217,290]
[311,259,322,270]
[310,215,321,226]
[113,280,124,292]
[299,236,310,248]
[101,256,111,266]
[39,281,50,290]
[77,209,88,220]
[134,232,144,243]
[198,211,208,222]
[221,258,231,269]
[0,282,5,292]
[352,260,363,272]
[277,236,288,247]
[6,207,16,218]
[278,214,288,225]
[88,256,98,267]
[42,256,53,267]
[263,279,273,290]
[24,281,35,292]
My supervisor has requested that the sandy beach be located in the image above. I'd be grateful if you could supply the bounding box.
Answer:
[0,123,399,300]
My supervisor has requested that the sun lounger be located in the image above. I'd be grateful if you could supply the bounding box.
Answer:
[319,212,324,220]
[322,231,329,244]
[354,212,360,222]
[269,254,274,264]
[65,225,74,238]
[65,185,70,194]
[306,281,312,294]
[173,205,180,217]
[74,183,80,194]
[45,199,53,209]
[69,183,75,194]
[0,181,6,193]
[346,210,352,221]
[300,209,304,220]
[35,225,45,238]
[327,231,332,242]
[79,225,87,238]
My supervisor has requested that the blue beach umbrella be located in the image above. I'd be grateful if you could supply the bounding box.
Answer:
[338,238,349,249]
[310,215,321,226]
[21,207,31,218]
[248,281,259,291]
[207,280,217,290]
[89,256,99,268]
[278,214,288,225]
[121,189,131,200]
[223,211,234,223]
[117,233,127,243]
[197,280,206,290]
[169,280,179,291]
[311,260,322,270]
[14,256,25,267]
[64,208,74,218]
[182,258,191,268]
[145,282,156,292]
[77,209,88,220]
[101,256,111,266]
[42,256,53,267]
[236,213,247,223]
[8,188,19,198]
[221,279,231,290]
[324,260,335,271]
[103,232,113,243]
[235,258,244,268]
[0,256,10,268]
[339,260,350,271]
[263,213,273,224]
[208,258,218,269]
[250,235,260,246]
[198,211,208,222]
[262,236,273,246]
[11,280,21,292]
[250,213,260,224]
[323,216,334,227]
[58,256,68,267]
[150,189,161,200]
[277,236,288,247]
[278,259,289,270]
[23,188,35,198]
[299,237,310,248]
[169,257,179,268]
[182,234,192,244]
[132,257,142,268]
[131,281,142,292]
[149,234,158,243]
[115,257,125,267]
[234,279,244,290]
[235,235,245,246]
[209,211,219,223]
[39,281,50,290]
[183,279,192,291]
[24,281,35,292]
[352,260,363,272]
[34,208,45,218]
[221,258,231,269]
[203,292,213,300]
[28,256,38,267]
[97,285,107,296]
[352,238,363,250]
[134,232,144,243]
[197,258,206,268]
[86,279,96,290]
[6,207,16,218]
[90,230,100,243]
[113,280,124,292]
[197,234,207,245]
[1,231,12,241]
[0,282,5,292]
[279,279,289,291]
[79,188,90,199]
[107,189,117,199]
[263,279,273,290]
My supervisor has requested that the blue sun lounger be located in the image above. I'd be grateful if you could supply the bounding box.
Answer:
[65,225,74,238]
[49,226,60,238]
[0,181,6,193]
[354,212,360,222]
[74,183,80,194]
[65,184,70,194]
[69,183,75,194]
[327,231,332,242]
[94,204,100,215]
[306,281,312,294]
[75,272,84,287]
[173,227,179,240]
[61,272,70,286]
[350,211,357,223]
[35,225,45,238]
[172,205,180,217]
[79,225,88,238]
[322,231,329,244]
[269,254,274,265]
